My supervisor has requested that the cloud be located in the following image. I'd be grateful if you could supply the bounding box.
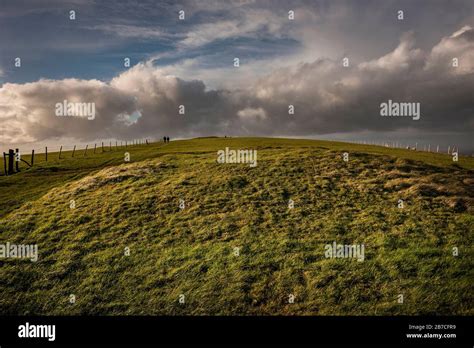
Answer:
[244,27,474,135]
[179,8,290,48]
[0,78,138,143]
[426,25,474,74]
[1,27,473,144]
[92,24,172,39]
[359,32,424,73]
[237,107,267,120]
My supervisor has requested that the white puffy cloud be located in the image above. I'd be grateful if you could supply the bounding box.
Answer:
[0,78,138,143]
[237,107,267,120]
[359,32,424,73]
[426,25,474,74]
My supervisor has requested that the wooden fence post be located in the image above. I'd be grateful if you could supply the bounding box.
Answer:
[3,152,7,175]
[31,150,35,166]
[45,147,48,162]
[59,146,62,159]
[72,145,76,157]
[84,145,88,156]
[15,149,19,172]
[8,149,14,174]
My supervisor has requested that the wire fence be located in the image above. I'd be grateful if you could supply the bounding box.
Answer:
[350,140,464,155]
[2,138,157,176]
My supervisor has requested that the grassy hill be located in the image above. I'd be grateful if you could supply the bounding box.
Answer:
[0,137,473,315]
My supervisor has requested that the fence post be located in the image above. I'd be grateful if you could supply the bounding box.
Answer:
[84,145,88,156]
[72,145,76,157]
[102,142,104,152]
[3,152,7,175]
[45,147,48,162]
[31,150,35,166]
[15,149,19,172]
[59,146,62,159]
[8,149,14,174]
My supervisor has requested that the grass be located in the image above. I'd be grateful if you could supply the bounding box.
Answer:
[0,137,473,315]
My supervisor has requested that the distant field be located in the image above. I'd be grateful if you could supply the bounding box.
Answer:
[0,137,473,315]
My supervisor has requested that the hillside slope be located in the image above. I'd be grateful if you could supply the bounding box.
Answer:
[0,138,473,315]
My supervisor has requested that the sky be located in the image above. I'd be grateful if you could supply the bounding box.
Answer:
[0,0,473,152]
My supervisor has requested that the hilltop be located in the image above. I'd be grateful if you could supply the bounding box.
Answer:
[0,137,472,315]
